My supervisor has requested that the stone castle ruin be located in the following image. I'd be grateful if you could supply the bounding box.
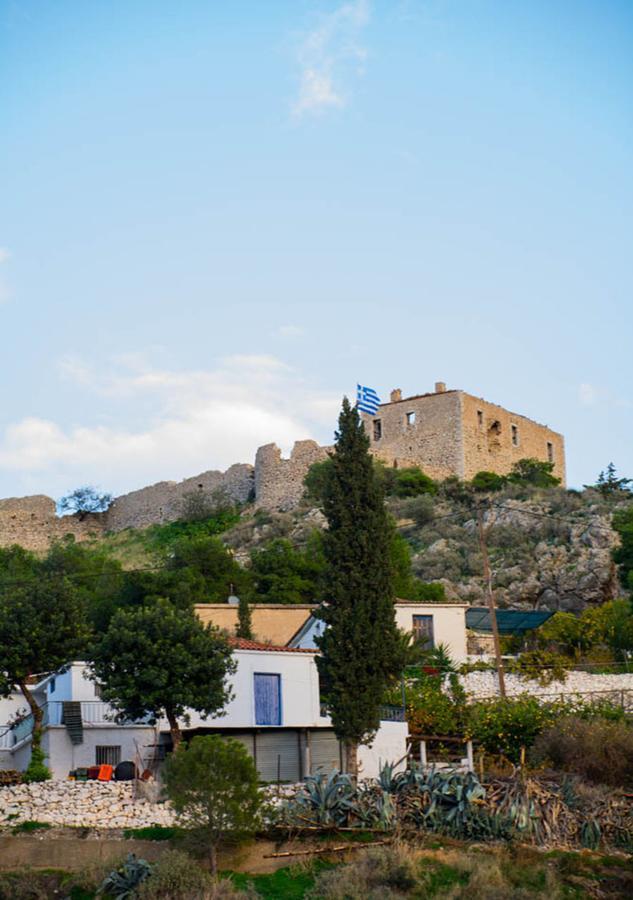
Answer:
[0,381,565,550]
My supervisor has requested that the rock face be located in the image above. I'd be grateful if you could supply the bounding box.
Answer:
[407,495,623,613]
[0,782,175,829]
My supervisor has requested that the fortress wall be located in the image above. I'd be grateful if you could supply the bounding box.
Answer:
[460,392,566,484]
[362,390,464,480]
[254,441,329,511]
[103,463,254,531]
[0,496,104,552]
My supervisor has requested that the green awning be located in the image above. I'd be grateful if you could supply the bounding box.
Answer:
[466,608,553,635]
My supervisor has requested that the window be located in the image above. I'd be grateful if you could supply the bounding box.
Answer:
[96,745,121,767]
[254,673,282,726]
[373,419,382,440]
[406,411,416,426]
[412,615,434,651]
[477,410,484,429]
[94,683,103,700]
[49,677,56,694]
[547,441,554,463]
[511,424,519,447]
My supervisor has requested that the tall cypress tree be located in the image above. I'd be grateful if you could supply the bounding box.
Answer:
[316,398,406,776]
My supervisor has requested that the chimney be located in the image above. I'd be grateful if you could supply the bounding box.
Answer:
[435,381,446,393]
[390,388,402,403]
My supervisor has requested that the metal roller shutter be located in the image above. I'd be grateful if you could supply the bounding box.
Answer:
[255,731,301,783]
[309,730,341,775]
[219,732,255,757]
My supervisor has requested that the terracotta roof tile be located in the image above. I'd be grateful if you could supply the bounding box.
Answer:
[228,637,315,654]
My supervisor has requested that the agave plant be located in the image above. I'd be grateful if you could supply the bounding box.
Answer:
[97,853,152,899]
[283,770,358,826]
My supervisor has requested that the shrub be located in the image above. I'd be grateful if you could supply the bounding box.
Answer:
[163,735,265,875]
[388,467,438,498]
[531,717,633,786]
[507,458,560,488]
[506,650,570,686]
[136,850,212,899]
[10,820,52,834]
[406,676,467,738]
[22,747,51,783]
[471,471,506,492]
[306,846,418,899]
[466,696,559,763]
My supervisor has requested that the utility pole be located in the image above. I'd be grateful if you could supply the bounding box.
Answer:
[476,501,506,699]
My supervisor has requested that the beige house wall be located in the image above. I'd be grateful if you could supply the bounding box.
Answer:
[194,604,315,645]
[459,392,566,484]
[362,391,464,481]
[394,602,468,662]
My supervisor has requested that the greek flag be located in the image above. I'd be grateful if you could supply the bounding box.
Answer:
[356,384,381,415]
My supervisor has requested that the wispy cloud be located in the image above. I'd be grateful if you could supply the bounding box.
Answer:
[293,0,370,116]
[0,354,342,497]
[0,248,11,265]
[578,382,630,409]
[277,324,305,339]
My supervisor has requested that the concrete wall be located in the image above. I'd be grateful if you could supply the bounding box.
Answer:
[184,648,321,731]
[358,721,409,778]
[459,392,566,484]
[42,726,158,779]
[394,603,468,662]
[362,390,464,480]
[195,604,315,645]
[254,441,329,510]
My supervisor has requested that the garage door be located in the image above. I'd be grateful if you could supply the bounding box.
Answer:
[310,730,341,775]
[255,731,301,783]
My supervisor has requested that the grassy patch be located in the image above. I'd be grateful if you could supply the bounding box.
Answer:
[123,824,179,841]
[418,860,469,895]
[227,861,330,899]
[11,820,52,834]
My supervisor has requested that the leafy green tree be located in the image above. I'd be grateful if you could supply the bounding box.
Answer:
[58,485,113,518]
[303,459,334,504]
[250,538,323,604]
[316,399,407,776]
[163,735,264,875]
[40,537,125,633]
[613,507,633,593]
[163,534,252,603]
[90,599,236,749]
[471,471,506,492]
[0,574,90,763]
[507,458,560,488]
[236,595,253,639]
[390,529,445,602]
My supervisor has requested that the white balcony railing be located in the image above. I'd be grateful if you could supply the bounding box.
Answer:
[8,701,152,745]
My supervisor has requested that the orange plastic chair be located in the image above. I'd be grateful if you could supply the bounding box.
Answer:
[97,764,113,781]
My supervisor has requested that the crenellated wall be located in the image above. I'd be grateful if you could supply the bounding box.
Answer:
[254,440,329,511]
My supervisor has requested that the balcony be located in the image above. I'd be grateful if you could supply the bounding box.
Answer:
[319,703,406,723]
[8,701,153,745]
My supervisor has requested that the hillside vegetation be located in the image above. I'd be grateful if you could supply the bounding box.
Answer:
[38,459,633,614]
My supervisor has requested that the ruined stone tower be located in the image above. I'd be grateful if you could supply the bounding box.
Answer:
[360,381,566,484]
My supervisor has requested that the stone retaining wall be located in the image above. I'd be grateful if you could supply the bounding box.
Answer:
[0,782,175,829]
[461,670,633,701]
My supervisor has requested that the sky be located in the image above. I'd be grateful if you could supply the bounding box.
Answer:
[0,0,631,499]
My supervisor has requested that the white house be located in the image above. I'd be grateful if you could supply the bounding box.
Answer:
[290,601,469,663]
[1,640,407,782]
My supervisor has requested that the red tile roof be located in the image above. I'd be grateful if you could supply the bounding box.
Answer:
[228,637,315,654]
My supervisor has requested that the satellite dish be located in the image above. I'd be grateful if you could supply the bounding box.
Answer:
[228,594,240,606]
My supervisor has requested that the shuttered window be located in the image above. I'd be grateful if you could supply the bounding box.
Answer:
[254,673,282,726]
[96,745,121,767]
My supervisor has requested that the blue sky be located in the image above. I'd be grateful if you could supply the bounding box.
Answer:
[1,0,631,498]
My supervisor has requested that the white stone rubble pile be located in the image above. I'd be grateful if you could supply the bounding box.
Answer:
[0,781,176,829]
[461,670,633,700]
